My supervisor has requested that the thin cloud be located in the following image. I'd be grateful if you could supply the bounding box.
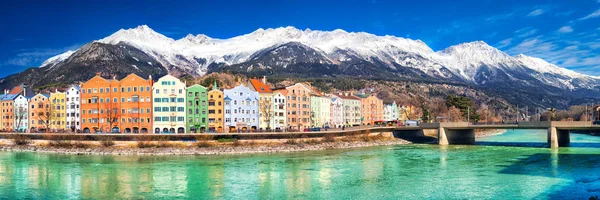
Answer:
[506,30,600,76]
[527,9,545,17]
[579,9,600,20]
[1,44,80,67]
[514,27,538,38]
[495,38,513,49]
[558,26,573,33]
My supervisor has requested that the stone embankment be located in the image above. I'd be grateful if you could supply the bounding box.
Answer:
[0,138,411,156]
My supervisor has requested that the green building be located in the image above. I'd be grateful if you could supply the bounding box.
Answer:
[186,84,208,133]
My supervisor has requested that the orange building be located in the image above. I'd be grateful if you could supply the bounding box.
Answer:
[119,74,153,133]
[285,83,312,130]
[80,73,120,133]
[1,95,15,131]
[29,93,51,132]
[207,83,224,132]
[357,94,384,125]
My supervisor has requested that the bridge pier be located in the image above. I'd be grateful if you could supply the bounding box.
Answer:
[547,127,570,148]
[438,128,475,145]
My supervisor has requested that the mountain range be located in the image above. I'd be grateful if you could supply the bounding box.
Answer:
[1,25,599,108]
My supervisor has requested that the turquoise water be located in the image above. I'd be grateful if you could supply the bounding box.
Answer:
[0,130,599,199]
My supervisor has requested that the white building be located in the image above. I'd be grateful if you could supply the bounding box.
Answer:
[310,95,331,128]
[152,75,187,133]
[272,91,287,130]
[13,95,28,132]
[65,85,81,131]
[330,97,344,128]
[383,101,399,121]
[223,84,259,132]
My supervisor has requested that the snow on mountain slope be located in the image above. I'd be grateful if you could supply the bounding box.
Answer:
[39,50,75,68]
[436,41,527,81]
[515,54,600,90]
[39,25,600,90]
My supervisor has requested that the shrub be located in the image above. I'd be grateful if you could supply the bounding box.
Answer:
[195,141,214,148]
[285,139,299,145]
[73,141,91,148]
[12,134,32,146]
[100,137,115,147]
[137,141,154,148]
[217,138,236,143]
[323,134,336,143]
[233,139,243,147]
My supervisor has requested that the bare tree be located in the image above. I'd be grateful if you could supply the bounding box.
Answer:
[259,96,274,131]
[448,106,464,122]
[103,102,120,132]
[15,106,27,132]
[37,101,55,131]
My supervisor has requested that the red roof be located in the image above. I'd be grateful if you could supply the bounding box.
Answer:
[249,79,272,93]
[337,93,361,100]
[273,89,288,95]
[8,85,23,95]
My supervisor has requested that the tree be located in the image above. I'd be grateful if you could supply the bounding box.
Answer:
[103,102,120,132]
[37,101,54,131]
[445,95,479,121]
[15,106,27,133]
[448,106,464,122]
[421,104,431,123]
[259,96,274,130]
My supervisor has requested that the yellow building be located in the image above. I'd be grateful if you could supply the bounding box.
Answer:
[49,90,66,131]
[207,82,224,133]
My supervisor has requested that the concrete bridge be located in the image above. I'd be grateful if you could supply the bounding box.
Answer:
[392,121,600,148]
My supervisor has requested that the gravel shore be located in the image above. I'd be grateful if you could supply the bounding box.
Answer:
[0,139,411,156]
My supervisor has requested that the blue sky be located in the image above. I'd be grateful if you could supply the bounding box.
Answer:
[1,0,599,77]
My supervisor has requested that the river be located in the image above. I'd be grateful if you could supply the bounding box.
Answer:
[0,129,599,199]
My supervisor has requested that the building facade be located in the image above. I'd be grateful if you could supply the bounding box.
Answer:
[80,74,120,133]
[248,78,274,130]
[383,101,399,121]
[223,84,259,132]
[330,97,344,128]
[186,84,208,133]
[120,74,153,133]
[358,94,383,125]
[152,75,186,134]
[272,90,287,131]
[336,93,362,126]
[65,86,81,131]
[207,83,224,133]
[13,95,28,132]
[285,83,312,130]
[310,95,331,128]
[29,93,50,132]
[1,94,16,131]
[50,90,66,131]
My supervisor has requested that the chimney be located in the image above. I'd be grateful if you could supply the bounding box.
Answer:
[262,76,267,84]
[4,89,7,95]
[113,75,117,80]
[96,72,101,76]
[149,75,152,80]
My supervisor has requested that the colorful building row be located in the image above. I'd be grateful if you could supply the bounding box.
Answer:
[0,74,414,133]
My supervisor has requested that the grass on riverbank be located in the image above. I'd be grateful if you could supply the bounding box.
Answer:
[1,132,397,150]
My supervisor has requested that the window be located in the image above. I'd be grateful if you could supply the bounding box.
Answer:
[155,89,160,94]
[177,117,184,121]
[154,98,161,102]
[155,117,161,122]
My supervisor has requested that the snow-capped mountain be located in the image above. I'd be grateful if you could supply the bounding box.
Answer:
[34,25,600,92]
[40,50,75,69]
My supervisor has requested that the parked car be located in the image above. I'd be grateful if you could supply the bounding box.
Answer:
[593,121,600,125]
[405,120,419,127]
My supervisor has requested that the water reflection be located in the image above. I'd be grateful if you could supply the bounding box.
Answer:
[0,130,599,199]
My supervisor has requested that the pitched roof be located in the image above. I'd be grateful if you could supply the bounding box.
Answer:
[248,79,272,93]
[8,84,23,95]
[273,89,287,96]
[336,93,361,100]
